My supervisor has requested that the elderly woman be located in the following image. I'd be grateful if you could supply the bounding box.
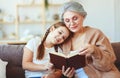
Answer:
[59,1,120,78]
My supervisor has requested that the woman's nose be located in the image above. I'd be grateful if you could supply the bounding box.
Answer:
[70,20,75,26]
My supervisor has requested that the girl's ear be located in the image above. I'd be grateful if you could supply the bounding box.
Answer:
[50,26,55,32]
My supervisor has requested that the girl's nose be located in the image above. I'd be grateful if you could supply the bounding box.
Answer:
[58,36,62,40]
[58,36,63,41]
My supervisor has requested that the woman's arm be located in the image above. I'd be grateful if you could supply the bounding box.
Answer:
[92,37,116,71]
[79,30,116,71]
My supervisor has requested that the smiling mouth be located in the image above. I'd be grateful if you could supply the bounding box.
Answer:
[71,26,77,29]
[55,38,59,43]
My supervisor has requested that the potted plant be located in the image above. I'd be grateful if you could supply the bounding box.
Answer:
[45,0,49,9]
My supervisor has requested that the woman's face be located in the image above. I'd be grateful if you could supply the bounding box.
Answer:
[63,11,84,33]
[48,26,70,45]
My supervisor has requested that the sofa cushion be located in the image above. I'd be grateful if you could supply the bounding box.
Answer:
[0,59,8,78]
[0,45,24,66]
[0,44,25,78]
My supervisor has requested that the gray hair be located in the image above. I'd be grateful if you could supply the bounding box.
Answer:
[60,1,87,21]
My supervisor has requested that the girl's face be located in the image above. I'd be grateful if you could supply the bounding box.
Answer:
[48,26,70,45]
[63,11,84,33]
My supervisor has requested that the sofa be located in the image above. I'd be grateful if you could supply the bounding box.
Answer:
[0,42,120,78]
[0,45,25,78]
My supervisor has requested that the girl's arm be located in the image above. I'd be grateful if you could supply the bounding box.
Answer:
[22,47,49,71]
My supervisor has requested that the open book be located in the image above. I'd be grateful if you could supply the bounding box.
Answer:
[49,51,86,70]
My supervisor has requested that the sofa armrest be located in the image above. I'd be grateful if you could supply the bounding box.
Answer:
[0,44,25,78]
[111,42,120,71]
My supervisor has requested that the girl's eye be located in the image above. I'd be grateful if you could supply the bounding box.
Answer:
[62,36,65,40]
[59,31,62,34]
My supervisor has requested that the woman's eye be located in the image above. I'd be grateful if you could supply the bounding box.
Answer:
[65,19,69,22]
[73,16,77,20]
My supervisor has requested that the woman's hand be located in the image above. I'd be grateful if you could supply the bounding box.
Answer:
[79,44,95,56]
[62,66,75,78]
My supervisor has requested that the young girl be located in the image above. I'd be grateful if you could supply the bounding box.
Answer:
[22,22,72,78]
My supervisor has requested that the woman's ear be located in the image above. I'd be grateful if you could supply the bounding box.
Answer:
[50,26,55,32]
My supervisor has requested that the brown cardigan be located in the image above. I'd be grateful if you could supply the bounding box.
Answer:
[61,26,120,78]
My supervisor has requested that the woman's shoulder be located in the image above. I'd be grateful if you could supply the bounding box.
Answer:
[84,26,104,35]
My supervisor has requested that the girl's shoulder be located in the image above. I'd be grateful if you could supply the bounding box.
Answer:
[26,36,42,46]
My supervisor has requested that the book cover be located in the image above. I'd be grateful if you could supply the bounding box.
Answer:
[49,52,86,70]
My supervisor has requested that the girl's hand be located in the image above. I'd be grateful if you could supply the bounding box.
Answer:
[62,66,75,78]
[42,62,55,78]
[44,62,54,72]
[79,44,95,56]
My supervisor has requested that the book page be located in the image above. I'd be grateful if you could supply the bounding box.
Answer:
[67,50,79,58]
[49,51,66,58]
[50,50,80,58]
